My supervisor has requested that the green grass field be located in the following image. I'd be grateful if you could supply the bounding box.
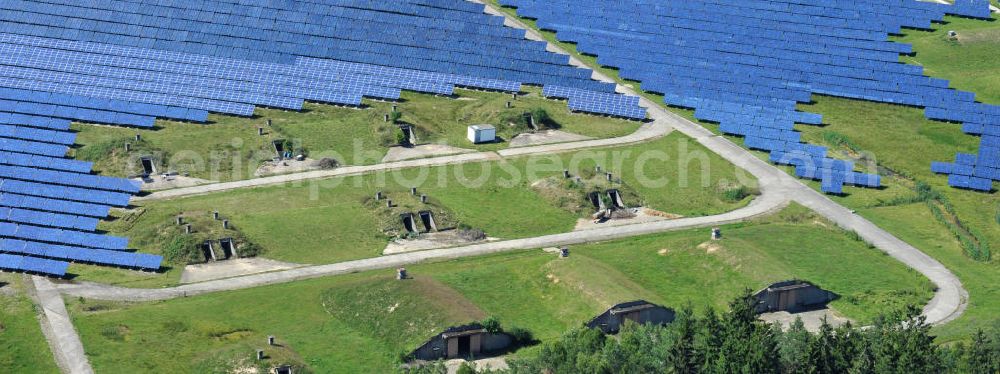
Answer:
[70,132,756,288]
[0,274,60,373]
[67,204,932,373]
[71,87,641,182]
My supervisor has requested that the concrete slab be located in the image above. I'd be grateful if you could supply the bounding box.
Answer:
[381,144,476,163]
[255,158,328,177]
[573,207,683,231]
[383,231,499,255]
[134,175,214,191]
[759,309,852,332]
[180,258,304,284]
[508,130,593,147]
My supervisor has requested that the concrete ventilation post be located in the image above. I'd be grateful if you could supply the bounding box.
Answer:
[258,127,264,136]
[606,173,613,182]
[595,165,602,173]
[392,105,398,112]
[563,170,571,178]
[411,187,417,195]
[223,220,230,230]
[124,143,131,152]
[184,224,192,234]
[213,211,220,220]
[386,199,393,208]
[268,336,275,346]
[266,119,272,127]
[135,134,141,142]
[711,228,722,241]
[397,267,407,280]
[176,216,183,225]
[375,191,383,201]
[512,93,517,100]
[256,350,264,361]
[506,101,511,108]
[421,194,428,203]
[560,247,569,258]
[384,114,390,122]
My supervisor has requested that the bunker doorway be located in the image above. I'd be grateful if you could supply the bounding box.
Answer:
[418,211,437,232]
[219,238,236,259]
[140,156,156,176]
[202,241,217,262]
[401,213,417,233]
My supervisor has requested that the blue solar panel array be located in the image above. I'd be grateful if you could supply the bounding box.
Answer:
[0,0,650,277]
[0,0,645,122]
[500,0,997,193]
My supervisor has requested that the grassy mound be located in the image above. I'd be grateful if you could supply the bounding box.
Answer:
[531,173,644,217]
[362,190,462,239]
[322,277,486,355]
[103,208,262,265]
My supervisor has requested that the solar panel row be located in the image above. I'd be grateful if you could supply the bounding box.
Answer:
[502,0,996,193]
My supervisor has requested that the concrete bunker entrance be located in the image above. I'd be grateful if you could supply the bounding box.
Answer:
[418,211,437,232]
[140,156,156,175]
[445,332,483,359]
[202,241,217,262]
[219,238,236,259]
[401,213,418,234]
[607,189,626,209]
[272,140,285,157]
[589,191,605,210]
[399,125,417,146]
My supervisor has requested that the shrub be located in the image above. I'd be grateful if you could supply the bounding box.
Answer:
[162,235,204,264]
[390,111,403,123]
[481,316,502,334]
[396,130,409,145]
[457,228,486,242]
[530,107,553,128]
[100,325,126,342]
[721,185,755,202]
[317,157,339,169]
[235,239,262,258]
[507,326,534,344]
[456,362,477,374]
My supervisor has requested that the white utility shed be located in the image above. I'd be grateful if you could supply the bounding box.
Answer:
[467,124,496,144]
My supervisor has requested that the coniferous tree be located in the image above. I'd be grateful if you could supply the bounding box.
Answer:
[779,318,811,373]
[667,305,702,374]
[967,329,998,374]
[804,319,839,374]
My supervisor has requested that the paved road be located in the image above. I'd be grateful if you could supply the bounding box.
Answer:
[28,276,94,374]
